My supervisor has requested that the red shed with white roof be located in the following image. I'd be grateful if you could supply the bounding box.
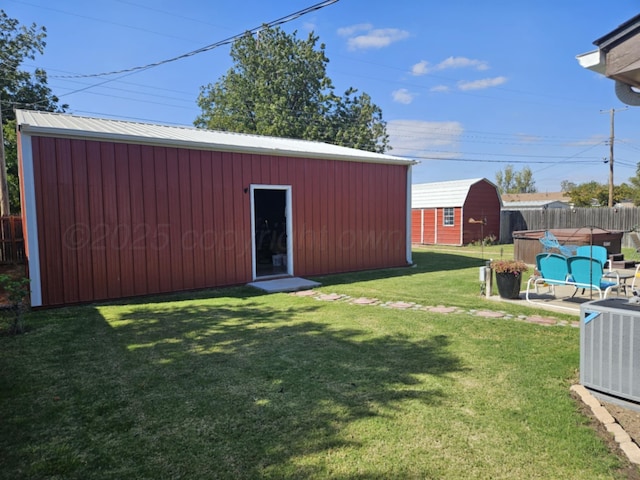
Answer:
[411,178,501,246]
[16,110,415,307]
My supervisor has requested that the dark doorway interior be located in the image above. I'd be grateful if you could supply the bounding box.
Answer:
[254,189,288,277]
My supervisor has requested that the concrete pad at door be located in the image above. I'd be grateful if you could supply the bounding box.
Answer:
[247,277,321,293]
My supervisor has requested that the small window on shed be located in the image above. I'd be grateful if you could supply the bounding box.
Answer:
[443,207,454,226]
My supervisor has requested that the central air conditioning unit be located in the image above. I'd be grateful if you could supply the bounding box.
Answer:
[580,298,640,406]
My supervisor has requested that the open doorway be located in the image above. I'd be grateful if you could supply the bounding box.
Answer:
[251,185,292,279]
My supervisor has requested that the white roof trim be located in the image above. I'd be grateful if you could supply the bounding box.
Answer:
[16,110,416,166]
[576,49,606,74]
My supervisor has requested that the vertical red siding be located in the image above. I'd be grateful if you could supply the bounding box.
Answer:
[200,151,216,287]
[325,161,336,273]
[177,148,194,290]
[73,140,97,302]
[29,136,409,306]
[166,148,183,290]
[114,143,135,297]
[100,142,122,299]
[56,139,80,304]
[128,144,148,295]
[153,147,172,293]
[462,181,501,245]
[189,150,206,289]
[211,153,225,287]
[85,140,108,301]
[411,209,423,243]
[141,145,160,294]
[423,210,436,244]
[434,207,463,245]
[232,153,250,282]
[220,153,237,283]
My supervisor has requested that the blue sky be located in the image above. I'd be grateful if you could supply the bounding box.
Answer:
[4,0,640,192]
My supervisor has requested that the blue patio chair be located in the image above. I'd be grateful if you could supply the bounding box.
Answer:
[525,253,573,302]
[539,231,578,257]
[567,255,619,299]
[576,245,609,270]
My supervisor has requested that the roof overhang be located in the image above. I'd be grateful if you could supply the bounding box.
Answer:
[577,14,640,92]
[576,49,606,75]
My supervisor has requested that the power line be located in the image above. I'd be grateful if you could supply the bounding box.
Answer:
[50,0,339,80]
[6,0,200,45]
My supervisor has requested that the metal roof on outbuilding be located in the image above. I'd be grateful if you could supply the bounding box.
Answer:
[16,110,416,166]
[411,178,496,209]
[502,200,569,209]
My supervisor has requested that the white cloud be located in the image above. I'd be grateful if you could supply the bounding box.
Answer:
[387,120,463,157]
[338,24,410,50]
[411,60,429,76]
[411,56,489,76]
[438,56,489,71]
[430,85,450,93]
[337,23,373,37]
[392,88,414,104]
[457,76,507,91]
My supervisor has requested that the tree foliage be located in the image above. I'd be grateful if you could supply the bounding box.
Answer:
[195,26,389,153]
[1,10,66,213]
[625,162,640,205]
[565,180,635,207]
[495,165,537,194]
[560,180,576,193]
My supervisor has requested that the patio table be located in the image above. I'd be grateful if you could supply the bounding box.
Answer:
[604,270,635,296]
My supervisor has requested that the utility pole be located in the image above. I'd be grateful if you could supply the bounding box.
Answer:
[601,107,628,207]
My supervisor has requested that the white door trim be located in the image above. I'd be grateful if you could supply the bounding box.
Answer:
[250,184,293,280]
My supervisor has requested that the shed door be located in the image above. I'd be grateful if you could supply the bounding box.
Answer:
[250,185,293,279]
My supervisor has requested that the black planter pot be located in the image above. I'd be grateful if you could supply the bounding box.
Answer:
[495,272,523,299]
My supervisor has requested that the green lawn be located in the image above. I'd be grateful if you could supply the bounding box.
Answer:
[0,247,633,479]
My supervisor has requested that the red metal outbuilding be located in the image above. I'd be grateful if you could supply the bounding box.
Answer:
[16,110,415,307]
[411,178,501,246]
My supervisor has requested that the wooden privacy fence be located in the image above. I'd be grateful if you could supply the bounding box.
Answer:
[0,216,24,264]
[500,207,640,247]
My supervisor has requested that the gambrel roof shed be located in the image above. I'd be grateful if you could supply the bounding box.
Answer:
[17,110,416,307]
[412,178,500,209]
[411,178,501,246]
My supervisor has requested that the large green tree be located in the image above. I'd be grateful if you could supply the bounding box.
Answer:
[195,26,389,153]
[1,9,66,213]
[495,165,537,194]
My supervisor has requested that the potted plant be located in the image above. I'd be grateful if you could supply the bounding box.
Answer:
[490,259,528,299]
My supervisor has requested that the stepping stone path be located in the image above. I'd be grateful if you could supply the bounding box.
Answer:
[351,297,379,305]
[475,310,507,318]
[384,301,416,309]
[289,290,579,327]
[316,293,344,301]
[291,289,317,297]
[425,306,459,314]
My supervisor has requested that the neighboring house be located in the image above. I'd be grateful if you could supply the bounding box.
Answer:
[577,13,640,106]
[16,110,416,307]
[615,200,636,208]
[411,178,501,246]
[501,192,571,210]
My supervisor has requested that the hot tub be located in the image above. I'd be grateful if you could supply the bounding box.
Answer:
[512,228,624,264]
